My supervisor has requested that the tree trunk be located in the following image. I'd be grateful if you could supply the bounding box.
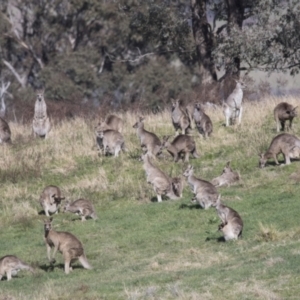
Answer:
[190,0,217,84]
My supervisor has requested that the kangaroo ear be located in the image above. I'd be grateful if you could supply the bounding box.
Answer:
[49,217,53,222]
[259,153,264,158]
[293,106,298,110]
[139,116,145,122]
[226,161,231,167]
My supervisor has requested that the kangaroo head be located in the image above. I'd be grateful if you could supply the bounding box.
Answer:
[52,194,65,204]
[36,89,45,102]
[290,106,298,117]
[62,201,70,212]
[258,153,267,168]
[161,136,171,148]
[223,161,232,174]
[183,165,193,177]
[133,116,145,129]
[44,217,53,232]
[96,130,104,138]
[234,80,246,89]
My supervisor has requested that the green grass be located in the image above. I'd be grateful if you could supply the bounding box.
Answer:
[1,103,300,299]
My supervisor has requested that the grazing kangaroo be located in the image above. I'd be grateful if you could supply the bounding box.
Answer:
[171,99,191,135]
[140,153,180,202]
[39,185,65,216]
[97,114,123,133]
[274,102,297,132]
[259,133,300,168]
[0,81,11,144]
[223,81,246,126]
[32,89,51,138]
[193,103,213,138]
[211,161,240,187]
[63,199,97,221]
[133,117,162,158]
[44,218,92,274]
[213,196,243,241]
[160,135,199,162]
[95,128,126,157]
[0,255,34,281]
[183,165,219,209]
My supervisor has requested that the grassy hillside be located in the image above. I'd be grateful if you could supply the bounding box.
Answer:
[1,97,300,299]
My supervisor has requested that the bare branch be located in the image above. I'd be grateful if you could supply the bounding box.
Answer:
[2,59,27,88]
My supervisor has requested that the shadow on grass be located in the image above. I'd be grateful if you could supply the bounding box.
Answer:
[39,263,84,272]
[205,236,226,243]
[179,203,201,210]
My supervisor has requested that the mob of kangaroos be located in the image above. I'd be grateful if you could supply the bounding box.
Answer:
[44,218,92,274]
[223,80,246,126]
[274,102,297,132]
[259,133,300,168]
[0,255,34,281]
[32,89,51,138]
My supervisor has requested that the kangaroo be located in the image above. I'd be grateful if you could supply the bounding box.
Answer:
[39,185,65,216]
[63,199,97,221]
[0,81,11,144]
[32,89,51,138]
[274,102,297,132]
[223,81,246,126]
[133,117,162,158]
[171,99,191,135]
[44,218,92,274]
[259,133,300,168]
[212,196,243,241]
[211,161,240,187]
[140,153,180,202]
[193,103,213,138]
[172,177,184,198]
[95,128,126,157]
[97,114,123,133]
[183,165,219,209]
[0,255,34,281]
[160,135,199,163]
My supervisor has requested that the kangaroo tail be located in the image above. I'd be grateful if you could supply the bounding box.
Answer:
[79,254,92,270]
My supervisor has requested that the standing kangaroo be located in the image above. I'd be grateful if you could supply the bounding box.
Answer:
[95,128,126,157]
[63,198,97,221]
[223,81,246,126]
[32,89,51,138]
[140,153,181,202]
[183,165,219,209]
[97,114,123,133]
[274,102,297,132]
[259,133,300,168]
[211,161,240,187]
[39,185,65,216]
[0,255,34,281]
[44,218,92,274]
[0,81,11,144]
[193,103,213,138]
[160,135,199,163]
[133,117,162,158]
[171,99,191,135]
[213,196,243,241]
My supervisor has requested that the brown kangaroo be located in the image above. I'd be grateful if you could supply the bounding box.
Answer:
[44,218,92,274]
[274,102,297,132]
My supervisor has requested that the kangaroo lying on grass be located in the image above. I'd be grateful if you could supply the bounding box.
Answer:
[171,99,191,135]
[160,135,199,163]
[44,218,92,274]
[183,165,219,209]
[0,255,34,281]
[32,89,51,138]
[259,133,300,168]
[39,185,65,216]
[193,103,213,138]
[140,153,181,202]
[96,114,123,133]
[63,199,97,221]
[212,196,243,241]
[274,102,297,132]
[211,161,240,187]
[133,116,162,158]
[223,81,246,126]
[95,128,126,157]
